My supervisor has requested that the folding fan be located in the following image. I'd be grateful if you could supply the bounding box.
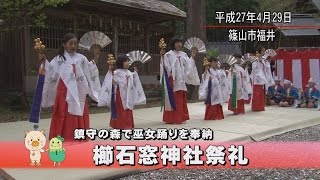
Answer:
[218,54,239,66]
[264,49,277,58]
[183,37,206,54]
[78,31,112,50]
[126,50,152,66]
[242,53,256,62]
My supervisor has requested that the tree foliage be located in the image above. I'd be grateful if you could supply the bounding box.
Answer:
[0,0,69,31]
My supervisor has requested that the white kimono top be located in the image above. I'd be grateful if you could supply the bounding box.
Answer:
[88,60,101,96]
[219,69,231,102]
[98,69,146,110]
[41,51,100,116]
[160,50,200,92]
[243,67,253,95]
[263,59,275,90]
[228,64,249,100]
[251,59,267,86]
[199,68,224,105]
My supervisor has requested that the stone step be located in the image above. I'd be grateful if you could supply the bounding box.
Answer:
[147,97,161,102]
[144,90,161,98]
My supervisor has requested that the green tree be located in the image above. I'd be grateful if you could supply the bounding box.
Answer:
[0,0,69,31]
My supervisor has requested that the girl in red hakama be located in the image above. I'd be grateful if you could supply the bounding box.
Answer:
[49,79,90,141]
[242,59,253,104]
[228,98,245,115]
[244,97,251,104]
[252,84,265,111]
[110,84,134,129]
[251,46,269,111]
[41,33,100,142]
[160,38,200,124]
[162,76,190,124]
[227,54,249,115]
[98,56,146,129]
[243,69,252,104]
[199,57,224,120]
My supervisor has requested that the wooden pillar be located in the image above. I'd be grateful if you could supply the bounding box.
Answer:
[21,16,30,107]
[145,25,151,53]
[113,18,119,58]
[71,3,78,36]
[22,17,30,94]
[73,16,78,36]
[171,20,176,37]
[145,25,151,75]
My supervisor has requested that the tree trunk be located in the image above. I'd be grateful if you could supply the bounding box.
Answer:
[186,0,206,101]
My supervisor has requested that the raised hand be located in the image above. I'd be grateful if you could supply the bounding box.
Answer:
[39,53,45,63]
[109,64,114,71]
[191,49,197,59]
[160,49,165,56]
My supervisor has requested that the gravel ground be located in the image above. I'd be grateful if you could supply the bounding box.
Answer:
[118,124,320,180]
[264,124,320,142]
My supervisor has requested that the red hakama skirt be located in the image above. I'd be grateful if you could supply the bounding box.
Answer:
[252,85,265,111]
[110,88,134,129]
[163,77,189,124]
[49,80,89,142]
[244,97,251,104]
[228,98,245,115]
[204,104,224,120]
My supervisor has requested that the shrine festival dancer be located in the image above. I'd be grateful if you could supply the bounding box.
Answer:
[87,45,101,102]
[98,56,146,129]
[264,54,275,90]
[242,61,253,104]
[41,33,100,142]
[199,57,224,120]
[160,37,200,124]
[296,78,320,108]
[267,76,285,105]
[279,79,299,107]
[228,54,249,115]
[251,47,268,111]
[218,61,230,103]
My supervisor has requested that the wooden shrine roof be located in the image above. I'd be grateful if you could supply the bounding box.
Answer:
[71,0,186,23]
[99,0,186,18]
[274,14,320,36]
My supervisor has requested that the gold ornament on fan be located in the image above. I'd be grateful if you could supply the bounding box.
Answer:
[159,38,167,50]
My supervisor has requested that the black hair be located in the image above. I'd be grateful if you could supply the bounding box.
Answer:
[208,57,218,62]
[233,53,242,59]
[58,33,77,60]
[169,37,183,50]
[116,55,129,69]
[270,60,275,74]
[221,63,231,70]
[242,61,252,74]
[256,45,265,54]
